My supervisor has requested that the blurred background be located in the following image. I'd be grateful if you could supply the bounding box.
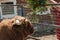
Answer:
[0,0,60,40]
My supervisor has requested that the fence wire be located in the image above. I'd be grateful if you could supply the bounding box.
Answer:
[0,4,60,40]
[25,5,60,40]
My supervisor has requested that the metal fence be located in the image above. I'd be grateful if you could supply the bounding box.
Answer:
[24,4,60,40]
[0,4,58,34]
[0,4,60,40]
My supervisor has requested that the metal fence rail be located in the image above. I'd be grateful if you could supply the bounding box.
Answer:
[0,4,60,40]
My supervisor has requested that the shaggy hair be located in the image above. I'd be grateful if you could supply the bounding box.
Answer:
[0,16,34,40]
[12,16,34,37]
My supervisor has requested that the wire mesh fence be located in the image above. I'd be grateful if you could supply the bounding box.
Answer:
[0,4,60,40]
[25,5,60,40]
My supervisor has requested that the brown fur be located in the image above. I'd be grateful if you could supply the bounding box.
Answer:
[0,19,13,29]
[0,16,34,40]
[12,16,34,37]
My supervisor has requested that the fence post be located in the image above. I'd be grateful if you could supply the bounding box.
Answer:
[21,5,24,16]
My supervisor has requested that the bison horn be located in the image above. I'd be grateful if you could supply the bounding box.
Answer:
[15,20,20,25]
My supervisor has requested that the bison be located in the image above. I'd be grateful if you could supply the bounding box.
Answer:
[0,16,34,40]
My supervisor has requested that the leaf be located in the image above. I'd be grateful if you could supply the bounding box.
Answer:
[26,0,48,14]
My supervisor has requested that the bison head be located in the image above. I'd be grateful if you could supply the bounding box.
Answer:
[12,16,34,37]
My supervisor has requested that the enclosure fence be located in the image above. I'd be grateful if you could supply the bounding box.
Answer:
[0,4,60,40]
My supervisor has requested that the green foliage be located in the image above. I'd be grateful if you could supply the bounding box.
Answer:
[26,0,48,13]
[26,0,48,23]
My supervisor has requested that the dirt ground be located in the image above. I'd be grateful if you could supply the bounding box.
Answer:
[27,34,58,40]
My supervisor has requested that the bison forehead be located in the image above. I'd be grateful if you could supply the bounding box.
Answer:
[13,16,25,20]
